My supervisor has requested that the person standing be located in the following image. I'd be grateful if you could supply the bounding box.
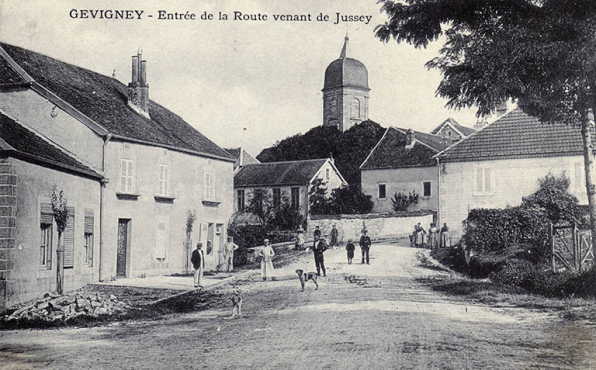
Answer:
[296,225,305,250]
[191,243,205,288]
[259,239,276,281]
[313,226,321,242]
[330,225,339,249]
[346,239,355,264]
[224,236,239,272]
[440,223,451,248]
[428,223,438,250]
[415,223,426,248]
[311,236,328,276]
[359,229,371,265]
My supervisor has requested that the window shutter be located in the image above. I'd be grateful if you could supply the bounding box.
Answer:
[63,209,75,268]
[475,168,482,192]
[485,168,492,193]
[41,203,53,224]
[84,209,94,233]
[155,220,168,259]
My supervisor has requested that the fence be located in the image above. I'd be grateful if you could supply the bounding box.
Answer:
[550,223,595,273]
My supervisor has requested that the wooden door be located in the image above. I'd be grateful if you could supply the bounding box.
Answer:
[117,219,129,277]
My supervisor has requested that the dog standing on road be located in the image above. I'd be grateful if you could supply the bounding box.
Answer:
[230,290,243,318]
[296,269,319,292]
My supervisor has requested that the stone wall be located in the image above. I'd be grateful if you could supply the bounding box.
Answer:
[0,162,16,309]
[307,212,434,243]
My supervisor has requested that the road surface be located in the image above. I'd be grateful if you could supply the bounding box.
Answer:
[1,242,595,369]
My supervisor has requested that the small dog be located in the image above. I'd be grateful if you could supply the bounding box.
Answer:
[230,290,243,318]
[296,269,319,292]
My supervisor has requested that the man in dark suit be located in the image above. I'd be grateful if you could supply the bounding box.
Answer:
[359,229,371,265]
[311,236,328,277]
[191,242,205,288]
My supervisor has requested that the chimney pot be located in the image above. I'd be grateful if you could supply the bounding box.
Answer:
[405,129,415,147]
[131,56,138,84]
[128,50,149,118]
[496,101,507,117]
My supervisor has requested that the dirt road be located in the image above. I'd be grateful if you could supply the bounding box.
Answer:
[2,242,595,369]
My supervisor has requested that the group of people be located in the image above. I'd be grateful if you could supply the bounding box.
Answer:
[411,222,451,249]
[190,236,240,288]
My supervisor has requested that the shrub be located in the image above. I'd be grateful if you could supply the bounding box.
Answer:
[327,185,374,214]
[490,261,574,297]
[463,206,549,254]
[391,191,419,212]
[521,173,581,225]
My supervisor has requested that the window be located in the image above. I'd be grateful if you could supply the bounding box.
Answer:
[330,98,337,114]
[120,159,135,193]
[351,99,360,119]
[378,184,386,199]
[63,208,75,269]
[158,164,170,196]
[237,190,245,212]
[155,219,168,259]
[273,188,281,208]
[326,168,330,181]
[204,171,215,201]
[423,182,432,197]
[291,187,300,210]
[573,162,584,191]
[474,167,494,194]
[40,203,53,268]
[84,209,94,266]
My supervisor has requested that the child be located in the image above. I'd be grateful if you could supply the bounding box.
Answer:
[346,239,355,264]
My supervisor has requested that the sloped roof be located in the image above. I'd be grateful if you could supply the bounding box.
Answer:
[438,109,596,162]
[235,159,334,187]
[431,118,476,137]
[360,127,451,170]
[0,43,234,162]
[0,112,102,179]
[225,147,260,169]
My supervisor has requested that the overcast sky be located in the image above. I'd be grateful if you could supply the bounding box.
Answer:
[0,0,479,157]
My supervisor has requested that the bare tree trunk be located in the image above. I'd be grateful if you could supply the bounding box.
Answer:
[580,114,596,249]
[56,232,64,294]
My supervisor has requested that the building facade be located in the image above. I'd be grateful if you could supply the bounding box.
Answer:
[234,159,346,220]
[360,127,450,214]
[436,109,593,241]
[0,42,235,304]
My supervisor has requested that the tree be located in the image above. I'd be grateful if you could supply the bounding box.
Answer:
[391,190,419,212]
[309,178,332,215]
[257,121,386,185]
[51,186,69,294]
[246,188,273,224]
[185,209,197,273]
[376,0,596,246]
[328,185,374,214]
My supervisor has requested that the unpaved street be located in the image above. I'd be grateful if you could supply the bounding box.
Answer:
[2,242,596,369]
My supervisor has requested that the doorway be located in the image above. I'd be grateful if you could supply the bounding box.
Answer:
[117,219,131,278]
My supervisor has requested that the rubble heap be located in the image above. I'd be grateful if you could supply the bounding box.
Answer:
[4,291,136,322]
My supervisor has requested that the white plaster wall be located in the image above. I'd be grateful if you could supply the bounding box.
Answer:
[0,89,104,170]
[439,155,590,241]
[10,158,101,307]
[102,141,234,278]
[361,167,438,212]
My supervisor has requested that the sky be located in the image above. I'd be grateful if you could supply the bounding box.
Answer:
[0,0,479,157]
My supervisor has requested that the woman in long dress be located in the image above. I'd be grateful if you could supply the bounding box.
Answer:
[428,223,438,249]
[259,239,275,281]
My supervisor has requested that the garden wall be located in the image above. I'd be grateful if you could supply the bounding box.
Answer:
[307,212,435,243]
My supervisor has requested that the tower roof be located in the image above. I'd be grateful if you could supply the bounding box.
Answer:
[323,37,369,91]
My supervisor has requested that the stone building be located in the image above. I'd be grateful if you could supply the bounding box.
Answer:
[436,109,594,241]
[360,127,450,214]
[0,112,104,308]
[430,118,476,144]
[234,158,346,220]
[322,36,370,132]
[0,43,235,306]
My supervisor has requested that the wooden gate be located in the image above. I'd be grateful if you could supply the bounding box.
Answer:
[550,224,595,273]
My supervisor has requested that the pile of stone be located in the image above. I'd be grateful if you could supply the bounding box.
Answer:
[4,291,136,322]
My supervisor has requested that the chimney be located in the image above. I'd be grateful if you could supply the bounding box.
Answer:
[329,152,334,164]
[127,47,150,118]
[496,101,507,118]
[474,117,488,130]
[405,129,415,148]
